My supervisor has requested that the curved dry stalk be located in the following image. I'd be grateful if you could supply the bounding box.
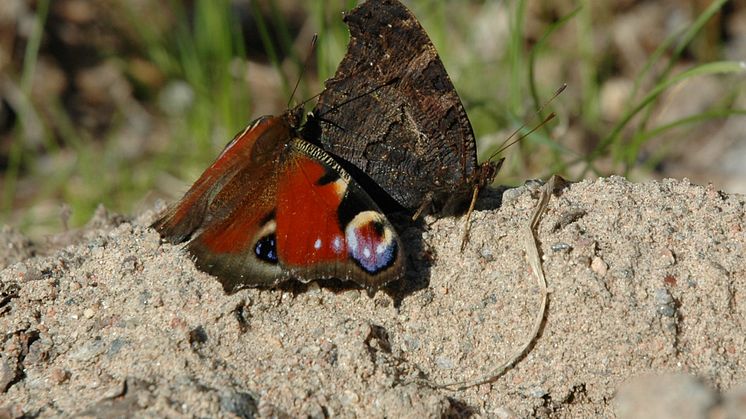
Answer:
[420,175,567,391]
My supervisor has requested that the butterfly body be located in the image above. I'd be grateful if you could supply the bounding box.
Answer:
[153,110,404,293]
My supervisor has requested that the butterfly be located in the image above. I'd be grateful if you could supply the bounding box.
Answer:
[151,108,404,294]
[152,0,495,293]
[307,0,500,218]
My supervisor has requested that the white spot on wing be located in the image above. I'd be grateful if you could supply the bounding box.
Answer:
[333,178,347,198]
[314,238,322,250]
[332,236,344,254]
[346,232,357,253]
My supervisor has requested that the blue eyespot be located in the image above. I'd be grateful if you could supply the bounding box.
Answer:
[254,234,278,264]
[345,213,398,274]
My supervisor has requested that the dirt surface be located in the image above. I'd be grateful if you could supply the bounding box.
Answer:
[1,176,745,418]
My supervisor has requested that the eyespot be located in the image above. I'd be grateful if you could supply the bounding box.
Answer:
[254,234,278,263]
[253,218,278,264]
[345,211,398,274]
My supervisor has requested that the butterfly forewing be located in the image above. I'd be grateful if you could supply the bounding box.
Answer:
[310,0,492,212]
[152,116,278,243]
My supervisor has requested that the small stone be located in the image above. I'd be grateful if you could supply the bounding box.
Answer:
[25,339,50,365]
[591,257,608,276]
[83,308,95,319]
[307,281,321,293]
[158,80,195,116]
[0,357,20,392]
[138,290,151,305]
[480,245,496,261]
[551,242,572,252]
[70,337,105,361]
[527,387,548,398]
[654,288,677,317]
[402,334,420,352]
[658,248,676,267]
[340,390,360,406]
[107,337,126,357]
[614,373,715,419]
[501,187,526,202]
[50,368,71,385]
[100,379,127,399]
[435,356,454,370]
[493,406,518,419]
[121,255,140,273]
[654,288,674,305]
[220,390,259,418]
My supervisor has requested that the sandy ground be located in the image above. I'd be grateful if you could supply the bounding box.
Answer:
[1,176,745,418]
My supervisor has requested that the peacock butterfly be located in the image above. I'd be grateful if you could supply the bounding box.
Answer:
[152,0,494,293]
[151,108,404,294]
[306,0,500,217]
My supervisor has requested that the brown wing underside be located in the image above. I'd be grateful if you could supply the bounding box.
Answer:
[311,0,480,211]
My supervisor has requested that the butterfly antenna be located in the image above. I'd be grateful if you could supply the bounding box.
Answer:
[487,83,566,162]
[287,34,318,109]
[461,84,565,252]
[490,112,557,161]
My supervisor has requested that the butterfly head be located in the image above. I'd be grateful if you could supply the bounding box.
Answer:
[475,158,504,189]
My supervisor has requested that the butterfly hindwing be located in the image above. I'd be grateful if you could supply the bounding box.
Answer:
[275,139,403,291]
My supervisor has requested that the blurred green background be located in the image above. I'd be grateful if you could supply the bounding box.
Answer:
[0,0,744,237]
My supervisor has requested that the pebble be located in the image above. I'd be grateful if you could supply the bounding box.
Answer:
[526,387,548,398]
[219,390,259,418]
[435,356,454,370]
[402,334,420,351]
[614,373,715,419]
[657,248,676,267]
[591,257,608,276]
[50,368,70,385]
[551,242,572,252]
[340,390,360,406]
[654,288,677,317]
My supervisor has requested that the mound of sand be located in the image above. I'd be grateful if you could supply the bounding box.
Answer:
[1,176,745,417]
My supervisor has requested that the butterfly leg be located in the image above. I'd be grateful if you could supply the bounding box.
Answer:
[459,185,480,252]
[411,191,434,221]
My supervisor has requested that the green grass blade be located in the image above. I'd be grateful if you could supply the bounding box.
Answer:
[623,0,729,154]
[2,0,50,217]
[641,111,746,173]
[251,1,290,98]
[586,61,746,174]
[632,108,746,148]
[576,0,600,130]
[528,6,580,133]
[507,0,527,113]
